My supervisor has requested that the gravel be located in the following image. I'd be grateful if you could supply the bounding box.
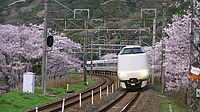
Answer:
[82,86,162,112]
[83,90,121,112]
[129,89,162,112]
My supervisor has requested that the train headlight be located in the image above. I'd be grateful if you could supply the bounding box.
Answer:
[118,73,126,78]
[140,70,149,78]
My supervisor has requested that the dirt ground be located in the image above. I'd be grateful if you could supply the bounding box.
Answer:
[129,89,162,112]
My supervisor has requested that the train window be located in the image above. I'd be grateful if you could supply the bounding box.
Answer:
[109,63,117,67]
[97,63,106,67]
[119,48,145,55]
[88,64,95,67]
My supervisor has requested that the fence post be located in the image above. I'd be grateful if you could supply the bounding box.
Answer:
[62,99,65,112]
[79,93,81,107]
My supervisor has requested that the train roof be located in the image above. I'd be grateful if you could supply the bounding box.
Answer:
[87,59,117,64]
[123,45,142,48]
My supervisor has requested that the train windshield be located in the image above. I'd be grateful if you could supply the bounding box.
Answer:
[118,47,145,55]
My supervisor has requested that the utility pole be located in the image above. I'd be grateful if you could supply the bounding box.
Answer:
[42,0,48,95]
[152,17,156,85]
[90,36,93,78]
[161,2,167,94]
[83,19,88,82]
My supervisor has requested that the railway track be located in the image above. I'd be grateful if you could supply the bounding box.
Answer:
[98,90,141,112]
[22,74,116,112]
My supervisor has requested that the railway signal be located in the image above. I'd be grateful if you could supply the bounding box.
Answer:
[47,35,54,47]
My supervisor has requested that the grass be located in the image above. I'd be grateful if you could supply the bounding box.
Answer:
[0,74,94,112]
[154,76,187,112]
[159,97,187,112]
[0,91,53,112]
[68,74,94,92]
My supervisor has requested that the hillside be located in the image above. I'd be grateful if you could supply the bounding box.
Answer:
[0,0,185,25]
[0,0,191,49]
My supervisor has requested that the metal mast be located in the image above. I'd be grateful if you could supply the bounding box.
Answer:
[42,0,48,95]
[187,0,200,111]
[83,19,88,82]
[161,2,167,94]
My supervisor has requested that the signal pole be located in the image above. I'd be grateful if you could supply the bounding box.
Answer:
[42,0,48,95]
[161,2,167,94]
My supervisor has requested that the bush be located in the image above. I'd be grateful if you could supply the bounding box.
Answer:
[170,87,187,107]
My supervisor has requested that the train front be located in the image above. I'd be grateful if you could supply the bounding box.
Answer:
[117,46,149,89]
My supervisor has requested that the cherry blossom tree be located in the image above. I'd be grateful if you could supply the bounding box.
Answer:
[0,24,81,92]
[143,43,162,76]
[47,35,82,78]
[163,14,191,92]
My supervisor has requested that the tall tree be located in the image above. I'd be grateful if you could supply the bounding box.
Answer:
[0,24,81,92]
[163,14,191,91]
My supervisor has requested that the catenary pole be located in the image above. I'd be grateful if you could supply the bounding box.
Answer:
[42,0,48,95]
[83,19,88,82]
[161,2,167,94]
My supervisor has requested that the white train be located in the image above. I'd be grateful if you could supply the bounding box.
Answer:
[86,58,117,72]
[117,45,149,89]
[86,45,149,89]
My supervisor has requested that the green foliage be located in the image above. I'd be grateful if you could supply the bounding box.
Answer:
[0,91,53,112]
[167,1,191,17]
[31,64,41,76]
[0,74,94,112]
[69,76,94,92]
[154,77,187,112]
[159,97,186,112]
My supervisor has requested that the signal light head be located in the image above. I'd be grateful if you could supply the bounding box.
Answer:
[47,35,54,47]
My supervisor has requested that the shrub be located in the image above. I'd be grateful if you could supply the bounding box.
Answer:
[170,87,187,107]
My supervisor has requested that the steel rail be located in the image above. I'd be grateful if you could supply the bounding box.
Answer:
[99,90,128,112]
[49,75,114,112]
[98,91,141,112]
[23,74,106,112]
[120,91,141,112]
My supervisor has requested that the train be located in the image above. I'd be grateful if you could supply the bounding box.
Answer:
[86,45,149,89]
[117,45,149,89]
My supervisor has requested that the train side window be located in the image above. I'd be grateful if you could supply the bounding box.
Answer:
[109,63,117,67]
[97,63,104,67]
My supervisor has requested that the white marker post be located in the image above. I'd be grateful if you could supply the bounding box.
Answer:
[100,87,102,99]
[107,86,108,96]
[91,90,94,105]
[35,107,38,112]
[62,99,65,112]
[79,93,82,107]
